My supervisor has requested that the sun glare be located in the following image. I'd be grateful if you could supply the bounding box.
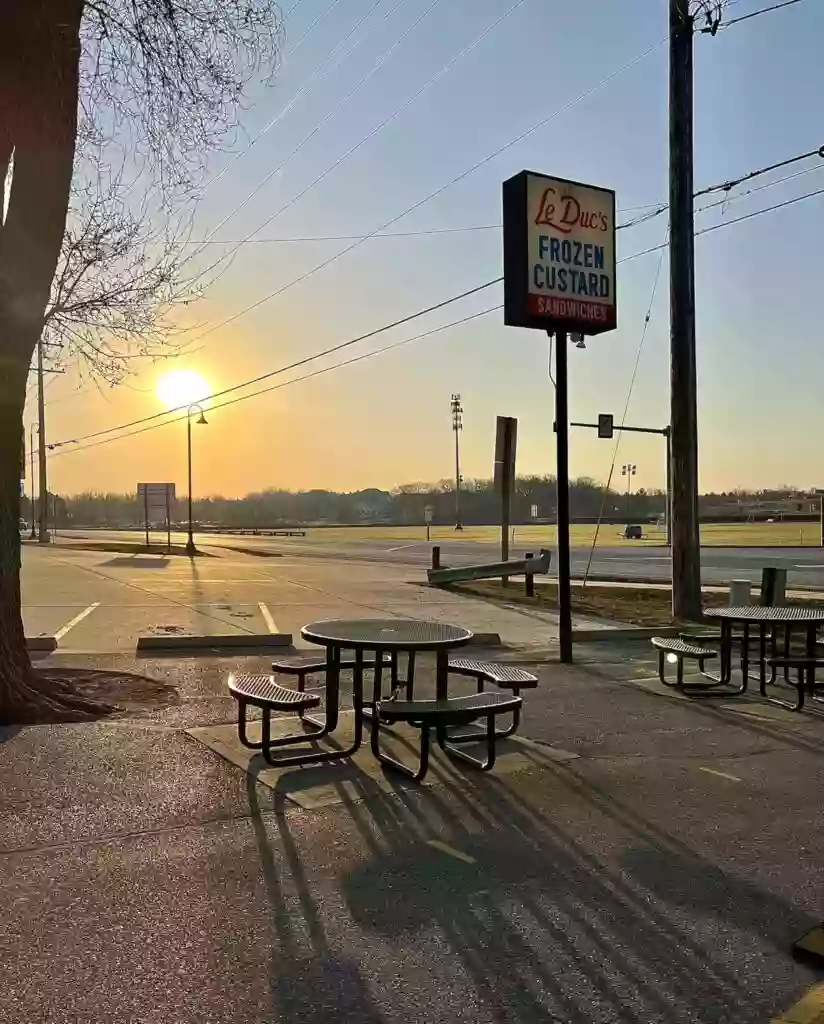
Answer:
[156,370,211,411]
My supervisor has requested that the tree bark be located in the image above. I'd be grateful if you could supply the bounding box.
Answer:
[0,0,105,722]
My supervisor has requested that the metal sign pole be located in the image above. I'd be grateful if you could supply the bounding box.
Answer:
[553,330,572,663]
[166,485,171,552]
[144,488,150,549]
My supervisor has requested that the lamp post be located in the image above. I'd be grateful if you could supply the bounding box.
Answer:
[185,403,208,556]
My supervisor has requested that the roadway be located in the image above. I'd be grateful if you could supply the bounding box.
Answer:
[47,528,824,589]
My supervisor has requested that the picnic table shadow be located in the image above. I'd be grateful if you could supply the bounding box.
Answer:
[245,742,816,1022]
[246,767,389,1023]
[622,844,819,952]
[336,763,817,1023]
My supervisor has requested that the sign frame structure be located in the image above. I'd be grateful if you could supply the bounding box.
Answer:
[502,169,618,665]
[502,170,617,337]
[423,504,434,542]
[137,482,176,550]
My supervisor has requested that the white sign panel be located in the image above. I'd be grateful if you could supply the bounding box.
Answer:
[137,482,175,514]
[424,505,434,524]
[503,170,617,336]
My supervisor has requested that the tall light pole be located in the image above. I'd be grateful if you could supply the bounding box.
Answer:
[450,394,463,530]
[185,403,208,557]
[622,463,637,518]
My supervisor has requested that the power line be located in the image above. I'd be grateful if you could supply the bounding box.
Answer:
[584,235,668,583]
[719,0,805,29]
[203,0,393,195]
[285,0,345,57]
[623,182,824,262]
[51,176,824,456]
[617,143,824,230]
[190,0,528,275]
[694,144,823,198]
[184,224,503,245]
[190,0,445,258]
[186,33,667,344]
[51,306,501,457]
[48,278,501,448]
[181,151,824,246]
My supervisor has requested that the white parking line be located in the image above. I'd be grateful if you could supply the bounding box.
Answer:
[258,602,278,633]
[387,543,419,553]
[54,603,100,641]
[698,766,741,783]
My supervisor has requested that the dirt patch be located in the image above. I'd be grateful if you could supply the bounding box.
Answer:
[50,541,211,557]
[445,581,775,627]
[11,668,181,725]
[220,545,283,558]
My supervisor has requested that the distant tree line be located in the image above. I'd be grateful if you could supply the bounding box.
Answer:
[33,481,818,530]
[49,476,670,528]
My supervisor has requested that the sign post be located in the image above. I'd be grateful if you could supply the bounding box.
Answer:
[424,504,433,543]
[494,416,517,583]
[138,483,176,550]
[503,170,617,662]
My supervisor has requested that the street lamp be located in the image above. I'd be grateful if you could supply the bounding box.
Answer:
[185,403,208,556]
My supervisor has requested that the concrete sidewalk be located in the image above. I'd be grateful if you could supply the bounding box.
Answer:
[1,651,823,1022]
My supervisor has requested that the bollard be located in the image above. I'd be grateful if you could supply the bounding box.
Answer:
[525,553,534,597]
[760,566,787,607]
[432,546,441,571]
[729,579,751,606]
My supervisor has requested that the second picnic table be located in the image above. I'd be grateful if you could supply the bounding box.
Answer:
[704,604,824,700]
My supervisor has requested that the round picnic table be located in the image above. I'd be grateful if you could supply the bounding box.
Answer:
[704,605,824,700]
[301,617,474,730]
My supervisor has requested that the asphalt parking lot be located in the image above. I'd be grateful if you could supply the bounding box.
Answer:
[20,542,566,652]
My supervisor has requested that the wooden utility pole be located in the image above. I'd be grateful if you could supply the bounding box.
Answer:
[669,0,702,619]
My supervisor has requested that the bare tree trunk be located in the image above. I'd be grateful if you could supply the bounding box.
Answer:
[0,0,110,722]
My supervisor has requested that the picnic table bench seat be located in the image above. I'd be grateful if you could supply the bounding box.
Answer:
[447,658,537,739]
[765,655,824,711]
[228,672,331,760]
[372,691,522,781]
[651,636,717,687]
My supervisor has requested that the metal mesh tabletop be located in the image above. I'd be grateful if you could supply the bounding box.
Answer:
[706,606,824,623]
[301,618,473,650]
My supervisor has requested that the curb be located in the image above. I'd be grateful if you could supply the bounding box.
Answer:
[572,626,681,642]
[136,633,293,652]
[26,636,57,653]
[467,632,503,647]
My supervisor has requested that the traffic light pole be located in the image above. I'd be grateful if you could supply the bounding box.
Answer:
[569,421,672,546]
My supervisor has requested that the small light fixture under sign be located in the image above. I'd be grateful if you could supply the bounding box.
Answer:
[571,333,586,349]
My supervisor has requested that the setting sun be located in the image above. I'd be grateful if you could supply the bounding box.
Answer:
[156,369,211,411]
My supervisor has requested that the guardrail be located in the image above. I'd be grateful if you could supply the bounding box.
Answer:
[427,548,552,594]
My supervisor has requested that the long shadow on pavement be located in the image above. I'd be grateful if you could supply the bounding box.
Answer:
[246,766,388,1023]
[243,730,819,1023]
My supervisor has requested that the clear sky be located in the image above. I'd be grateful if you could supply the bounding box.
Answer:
[37,0,824,498]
